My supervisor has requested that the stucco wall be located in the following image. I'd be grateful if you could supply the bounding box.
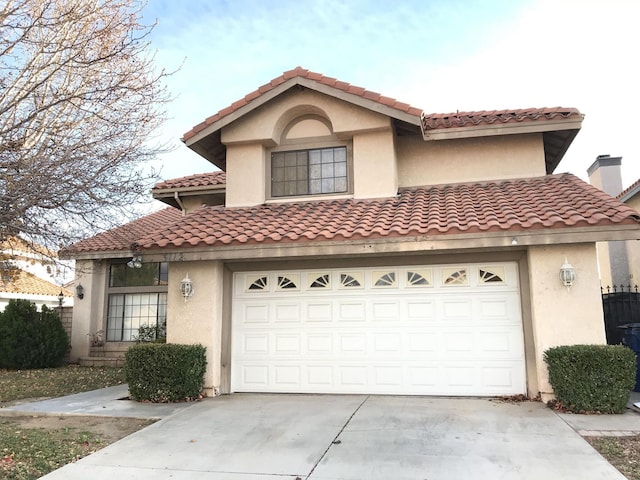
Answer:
[353,129,397,199]
[526,244,606,400]
[221,88,396,207]
[396,133,547,188]
[69,260,107,362]
[225,143,265,207]
[624,195,640,286]
[167,261,224,396]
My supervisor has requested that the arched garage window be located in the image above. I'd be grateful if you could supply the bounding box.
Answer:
[106,262,168,342]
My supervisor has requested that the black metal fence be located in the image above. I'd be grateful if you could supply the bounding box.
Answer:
[602,285,640,345]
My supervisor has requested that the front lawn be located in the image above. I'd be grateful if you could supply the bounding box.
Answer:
[0,365,139,480]
[0,418,108,479]
[0,365,126,405]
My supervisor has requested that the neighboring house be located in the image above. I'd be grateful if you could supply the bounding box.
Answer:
[588,155,640,288]
[62,67,640,401]
[1,237,74,310]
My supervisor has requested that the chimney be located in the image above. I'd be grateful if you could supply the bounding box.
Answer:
[587,154,623,196]
[587,154,630,288]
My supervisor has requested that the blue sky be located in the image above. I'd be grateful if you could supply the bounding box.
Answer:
[141,0,640,190]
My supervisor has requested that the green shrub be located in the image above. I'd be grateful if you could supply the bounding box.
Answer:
[125,343,206,402]
[0,299,70,369]
[544,344,636,413]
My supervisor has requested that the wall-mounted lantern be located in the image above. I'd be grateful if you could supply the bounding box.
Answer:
[180,274,194,302]
[75,283,85,300]
[560,257,576,291]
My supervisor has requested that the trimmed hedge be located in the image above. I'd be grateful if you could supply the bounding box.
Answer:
[0,299,70,369]
[125,343,206,402]
[544,344,635,413]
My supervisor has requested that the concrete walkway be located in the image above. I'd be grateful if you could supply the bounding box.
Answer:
[4,387,636,479]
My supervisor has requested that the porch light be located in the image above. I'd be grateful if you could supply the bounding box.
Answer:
[75,283,84,300]
[127,255,142,268]
[57,291,64,307]
[180,274,194,302]
[559,258,576,291]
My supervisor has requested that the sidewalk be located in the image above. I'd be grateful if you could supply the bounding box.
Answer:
[556,391,640,437]
[0,384,195,419]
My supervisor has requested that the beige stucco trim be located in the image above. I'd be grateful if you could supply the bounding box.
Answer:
[422,118,583,141]
[167,261,224,397]
[69,260,108,362]
[526,244,605,401]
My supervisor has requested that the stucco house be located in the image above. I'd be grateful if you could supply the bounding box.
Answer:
[63,67,640,401]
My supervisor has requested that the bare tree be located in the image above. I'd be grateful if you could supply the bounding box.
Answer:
[0,0,172,259]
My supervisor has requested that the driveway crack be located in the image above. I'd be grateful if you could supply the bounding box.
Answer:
[305,395,369,479]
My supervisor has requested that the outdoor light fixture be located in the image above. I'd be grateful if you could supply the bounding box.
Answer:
[511,237,518,246]
[75,283,84,300]
[559,257,576,291]
[180,274,194,302]
[127,255,143,269]
[57,291,64,307]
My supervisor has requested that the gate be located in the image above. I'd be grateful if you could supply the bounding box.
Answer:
[602,285,640,345]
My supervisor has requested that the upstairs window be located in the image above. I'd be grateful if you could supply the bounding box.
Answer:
[271,146,348,197]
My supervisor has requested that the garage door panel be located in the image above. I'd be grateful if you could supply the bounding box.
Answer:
[274,303,300,323]
[242,304,269,324]
[307,302,332,322]
[274,334,301,354]
[339,334,367,353]
[232,263,526,396]
[307,334,333,353]
[338,302,366,322]
[372,301,400,321]
[242,334,269,354]
[274,365,301,386]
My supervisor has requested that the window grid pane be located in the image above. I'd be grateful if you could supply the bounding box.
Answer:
[106,292,167,342]
[272,146,347,197]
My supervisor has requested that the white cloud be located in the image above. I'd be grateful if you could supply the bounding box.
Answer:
[145,0,640,187]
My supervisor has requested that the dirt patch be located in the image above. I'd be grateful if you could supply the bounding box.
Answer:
[1,414,154,444]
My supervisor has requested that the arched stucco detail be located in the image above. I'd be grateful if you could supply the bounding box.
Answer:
[272,105,334,145]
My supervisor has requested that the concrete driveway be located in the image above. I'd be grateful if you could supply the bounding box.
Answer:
[40,394,625,480]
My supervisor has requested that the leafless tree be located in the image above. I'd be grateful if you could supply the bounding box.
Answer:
[0,0,172,260]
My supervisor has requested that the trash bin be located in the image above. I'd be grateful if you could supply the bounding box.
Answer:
[618,323,640,392]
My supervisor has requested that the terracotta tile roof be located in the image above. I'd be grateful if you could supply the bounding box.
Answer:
[618,178,640,201]
[63,208,182,254]
[183,67,424,141]
[0,269,73,297]
[153,172,226,191]
[422,107,583,131]
[126,173,640,251]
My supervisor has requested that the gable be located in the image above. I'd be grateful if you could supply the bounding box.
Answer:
[183,67,422,170]
[220,87,394,147]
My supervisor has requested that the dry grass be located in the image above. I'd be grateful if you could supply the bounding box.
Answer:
[0,365,125,405]
[0,366,144,480]
[588,436,640,480]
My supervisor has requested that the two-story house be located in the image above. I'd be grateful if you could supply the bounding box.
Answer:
[63,67,640,401]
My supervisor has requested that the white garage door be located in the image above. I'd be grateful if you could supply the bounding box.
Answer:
[231,263,526,396]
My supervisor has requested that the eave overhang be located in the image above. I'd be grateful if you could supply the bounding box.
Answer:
[68,223,640,263]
